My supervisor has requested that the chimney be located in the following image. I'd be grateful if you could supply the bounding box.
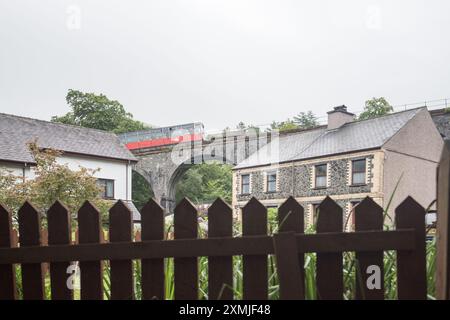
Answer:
[327,105,355,130]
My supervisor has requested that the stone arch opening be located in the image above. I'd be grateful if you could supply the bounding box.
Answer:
[166,155,235,213]
[132,169,155,210]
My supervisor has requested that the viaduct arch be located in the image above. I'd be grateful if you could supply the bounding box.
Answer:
[129,132,273,213]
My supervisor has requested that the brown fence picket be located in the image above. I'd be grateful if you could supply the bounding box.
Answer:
[354,197,384,300]
[208,198,233,300]
[395,196,427,300]
[78,201,103,300]
[273,232,303,299]
[109,200,134,300]
[242,197,268,300]
[437,140,450,299]
[316,196,343,300]
[140,198,165,300]
[0,204,16,300]
[278,196,305,299]
[174,198,198,300]
[47,201,73,300]
[18,201,44,300]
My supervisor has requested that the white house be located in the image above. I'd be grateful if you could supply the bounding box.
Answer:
[0,112,140,220]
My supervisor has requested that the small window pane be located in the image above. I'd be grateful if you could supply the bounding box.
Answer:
[267,173,277,192]
[97,179,114,199]
[352,172,365,185]
[315,176,327,188]
[316,164,327,176]
[353,159,366,173]
[352,159,366,185]
[315,164,327,188]
[241,174,250,194]
[105,181,114,198]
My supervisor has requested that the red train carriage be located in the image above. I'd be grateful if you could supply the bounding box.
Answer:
[118,122,204,151]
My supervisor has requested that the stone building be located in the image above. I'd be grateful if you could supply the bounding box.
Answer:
[232,106,444,230]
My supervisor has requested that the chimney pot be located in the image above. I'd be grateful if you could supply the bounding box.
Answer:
[327,105,354,130]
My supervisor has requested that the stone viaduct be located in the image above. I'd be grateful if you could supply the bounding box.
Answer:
[127,130,276,213]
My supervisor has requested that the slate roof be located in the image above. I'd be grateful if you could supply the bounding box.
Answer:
[235,108,423,169]
[0,113,137,163]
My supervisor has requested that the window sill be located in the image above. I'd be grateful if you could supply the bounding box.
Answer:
[265,191,277,194]
[349,183,367,187]
[240,193,251,196]
[313,186,327,190]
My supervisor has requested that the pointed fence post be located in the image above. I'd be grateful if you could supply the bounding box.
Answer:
[354,197,384,300]
[277,196,305,299]
[208,198,233,300]
[273,231,303,300]
[316,196,343,300]
[437,139,450,299]
[47,201,73,300]
[242,197,268,300]
[0,204,17,299]
[396,196,427,300]
[174,198,198,300]
[18,201,44,300]
[141,198,165,300]
[78,201,103,300]
[109,200,134,300]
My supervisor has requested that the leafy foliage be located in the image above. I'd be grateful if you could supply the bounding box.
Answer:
[132,171,154,210]
[293,111,319,129]
[358,97,393,120]
[175,163,232,204]
[52,89,150,134]
[270,119,298,132]
[0,142,110,221]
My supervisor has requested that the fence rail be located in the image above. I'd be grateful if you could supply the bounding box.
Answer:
[0,194,427,300]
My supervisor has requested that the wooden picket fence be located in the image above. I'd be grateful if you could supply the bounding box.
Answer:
[0,195,427,300]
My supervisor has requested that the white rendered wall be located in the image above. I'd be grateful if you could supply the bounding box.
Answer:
[0,155,132,201]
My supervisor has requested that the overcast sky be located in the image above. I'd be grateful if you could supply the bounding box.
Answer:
[1,0,449,132]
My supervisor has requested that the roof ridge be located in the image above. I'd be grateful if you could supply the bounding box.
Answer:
[0,112,116,136]
[0,112,137,162]
[341,106,425,127]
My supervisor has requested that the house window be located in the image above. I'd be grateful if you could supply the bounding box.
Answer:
[352,159,366,185]
[241,174,250,194]
[97,179,114,199]
[315,164,327,188]
[266,172,277,193]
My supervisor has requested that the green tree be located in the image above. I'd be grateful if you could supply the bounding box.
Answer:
[358,97,393,120]
[0,142,109,222]
[132,171,155,210]
[175,163,232,204]
[52,89,151,209]
[52,89,150,134]
[293,111,319,129]
[270,119,298,132]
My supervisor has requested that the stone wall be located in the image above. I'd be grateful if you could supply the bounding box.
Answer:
[233,152,379,230]
[235,155,374,203]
